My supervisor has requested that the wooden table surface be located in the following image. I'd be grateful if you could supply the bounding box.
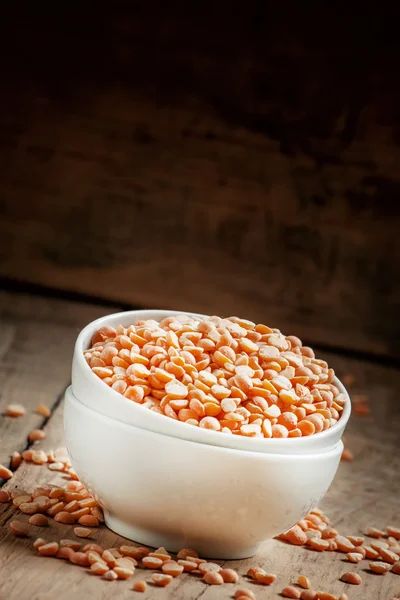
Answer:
[0,291,399,600]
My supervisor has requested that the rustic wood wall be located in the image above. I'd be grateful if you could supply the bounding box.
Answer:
[0,5,399,357]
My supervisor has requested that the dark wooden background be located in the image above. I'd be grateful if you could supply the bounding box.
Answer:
[0,5,399,358]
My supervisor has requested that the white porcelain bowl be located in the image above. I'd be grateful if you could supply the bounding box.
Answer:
[72,309,351,455]
[64,387,344,559]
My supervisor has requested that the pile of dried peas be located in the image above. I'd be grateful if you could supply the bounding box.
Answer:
[85,315,347,438]
[2,445,400,599]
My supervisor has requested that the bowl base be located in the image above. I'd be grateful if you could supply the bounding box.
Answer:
[105,513,260,560]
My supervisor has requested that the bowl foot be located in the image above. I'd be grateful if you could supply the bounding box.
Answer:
[105,513,260,560]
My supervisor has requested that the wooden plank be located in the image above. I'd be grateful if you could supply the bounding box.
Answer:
[2,397,398,600]
[0,294,399,598]
[0,292,116,468]
[0,89,398,358]
[0,8,399,357]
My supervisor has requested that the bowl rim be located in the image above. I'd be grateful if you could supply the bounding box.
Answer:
[65,385,344,461]
[73,308,351,449]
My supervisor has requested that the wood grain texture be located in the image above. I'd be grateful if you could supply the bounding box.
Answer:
[0,292,115,467]
[0,7,399,357]
[0,291,399,599]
